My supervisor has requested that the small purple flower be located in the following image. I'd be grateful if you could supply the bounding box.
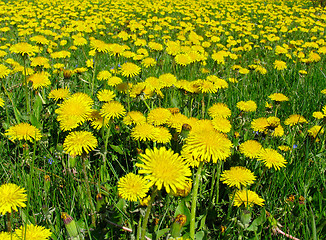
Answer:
[293,144,297,149]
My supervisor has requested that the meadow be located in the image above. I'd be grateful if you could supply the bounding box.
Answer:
[0,0,326,239]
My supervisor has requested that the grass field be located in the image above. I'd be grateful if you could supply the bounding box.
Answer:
[0,0,326,239]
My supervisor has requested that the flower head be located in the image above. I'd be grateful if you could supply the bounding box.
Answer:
[284,114,307,126]
[63,131,98,157]
[123,111,146,125]
[136,147,191,193]
[237,100,257,112]
[268,93,289,102]
[0,183,27,215]
[0,96,4,107]
[48,88,70,101]
[147,108,172,126]
[182,124,233,164]
[120,62,141,78]
[220,167,256,188]
[258,148,287,170]
[28,72,51,89]
[208,103,231,119]
[273,60,287,70]
[5,123,41,142]
[97,89,116,102]
[118,173,150,202]
[10,42,37,57]
[239,140,262,159]
[233,189,265,207]
[131,123,157,142]
[15,224,52,240]
[55,93,94,131]
[100,101,126,120]
[0,64,11,78]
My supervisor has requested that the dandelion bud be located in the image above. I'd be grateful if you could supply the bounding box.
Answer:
[171,214,187,237]
[61,212,80,239]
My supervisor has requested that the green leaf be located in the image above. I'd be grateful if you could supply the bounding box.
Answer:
[110,144,124,154]
[155,228,170,239]
[246,210,266,231]
[175,200,191,226]
[194,230,205,240]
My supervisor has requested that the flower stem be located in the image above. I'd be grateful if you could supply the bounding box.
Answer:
[23,56,30,113]
[140,188,158,240]
[82,157,96,227]
[91,52,97,95]
[190,161,203,239]
[6,212,12,232]
[215,160,223,205]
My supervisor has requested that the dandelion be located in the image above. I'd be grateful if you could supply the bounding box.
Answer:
[118,173,150,202]
[237,100,257,112]
[268,93,289,102]
[120,62,141,77]
[5,123,41,142]
[142,57,156,68]
[284,114,307,126]
[30,57,50,69]
[239,140,262,159]
[258,148,287,170]
[152,126,172,144]
[97,70,112,80]
[0,232,18,240]
[233,189,265,207]
[131,123,157,142]
[97,89,116,102]
[251,117,269,132]
[136,147,191,193]
[48,88,70,101]
[220,167,256,188]
[63,131,98,157]
[208,103,231,119]
[312,111,325,119]
[123,111,146,125]
[308,125,323,138]
[55,93,94,131]
[0,183,27,215]
[90,39,109,53]
[100,101,126,120]
[147,108,172,126]
[211,117,232,133]
[15,224,52,240]
[0,96,4,107]
[10,42,37,57]
[273,60,287,70]
[0,64,11,78]
[28,71,51,89]
[182,124,232,164]
[108,76,123,86]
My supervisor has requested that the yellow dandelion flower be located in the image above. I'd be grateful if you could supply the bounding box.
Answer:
[0,96,4,107]
[5,123,41,142]
[233,189,264,207]
[182,126,232,163]
[120,62,141,78]
[28,71,51,89]
[239,140,262,159]
[48,88,70,101]
[211,117,232,133]
[152,126,172,144]
[273,60,287,70]
[15,224,52,240]
[278,145,291,151]
[258,148,287,170]
[100,101,126,120]
[88,110,110,130]
[90,39,109,53]
[142,57,157,68]
[308,125,323,138]
[268,93,289,102]
[97,89,115,102]
[312,111,325,119]
[97,70,112,80]
[284,114,307,126]
[0,183,27,215]
[208,103,231,119]
[55,93,94,131]
[237,100,257,112]
[118,173,150,202]
[63,131,98,157]
[136,147,191,193]
[123,111,146,125]
[147,108,172,126]
[221,167,256,188]
[10,42,37,56]
[108,76,123,86]
[251,117,269,132]
[30,57,50,69]
[131,123,157,142]
[0,64,11,78]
